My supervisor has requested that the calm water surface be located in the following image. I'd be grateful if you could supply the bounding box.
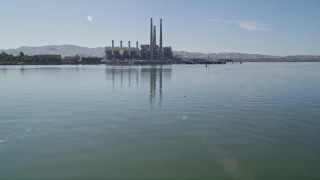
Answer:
[0,63,320,179]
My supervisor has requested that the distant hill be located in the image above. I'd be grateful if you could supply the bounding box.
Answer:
[174,51,320,62]
[1,45,105,57]
[1,45,320,62]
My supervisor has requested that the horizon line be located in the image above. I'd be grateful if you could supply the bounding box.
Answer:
[1,44,320,57]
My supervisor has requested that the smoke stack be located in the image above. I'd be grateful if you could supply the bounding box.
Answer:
[150,18,153,61]
[160,19,163,61]
[136,41,139,58]
[112,40,114,60]
[153,25,157,60]
[120,40,122,48]
[128,41,131,59]
[153,25,156,47]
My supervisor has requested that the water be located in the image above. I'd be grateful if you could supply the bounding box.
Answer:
[0,63,320,179]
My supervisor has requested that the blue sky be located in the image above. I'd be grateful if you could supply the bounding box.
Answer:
[1,0,320,55]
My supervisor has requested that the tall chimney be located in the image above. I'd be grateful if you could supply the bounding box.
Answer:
[153,25,157,47]
[128,41,131,59]
[153,25,157,60]
[120,40,122,48]
[136,41,139,59]
[160,19,163,61]
[112,40,114,61]
[150,18,153,61]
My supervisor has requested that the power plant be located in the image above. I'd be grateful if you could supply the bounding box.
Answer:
[105,18,173,63]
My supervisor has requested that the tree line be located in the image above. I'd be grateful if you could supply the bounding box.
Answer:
[0,51,103,65]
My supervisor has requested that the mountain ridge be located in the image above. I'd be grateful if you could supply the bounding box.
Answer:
[1,45,320,62]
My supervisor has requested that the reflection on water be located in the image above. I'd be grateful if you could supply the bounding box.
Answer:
[1,63,320,179]
[105,65,172,106]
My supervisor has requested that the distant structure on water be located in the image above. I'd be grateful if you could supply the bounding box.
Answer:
[105,18,173,63]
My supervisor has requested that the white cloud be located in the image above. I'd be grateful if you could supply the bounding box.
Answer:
[238,22,271,31]
[209,19,272,31]
[86,16,93,22]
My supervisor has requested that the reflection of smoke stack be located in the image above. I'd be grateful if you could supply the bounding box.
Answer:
[150,18,153,61]
[159,66,163,103]
[150,67,157,104]
[160,19,163,61]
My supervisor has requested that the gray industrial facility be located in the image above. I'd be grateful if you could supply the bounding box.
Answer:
[105,18,173,62]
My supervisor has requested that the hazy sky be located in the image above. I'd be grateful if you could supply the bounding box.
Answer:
[1,0,320,55]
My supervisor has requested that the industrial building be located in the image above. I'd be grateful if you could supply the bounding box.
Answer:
[105,18,173,62]
[105,40,139,60]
